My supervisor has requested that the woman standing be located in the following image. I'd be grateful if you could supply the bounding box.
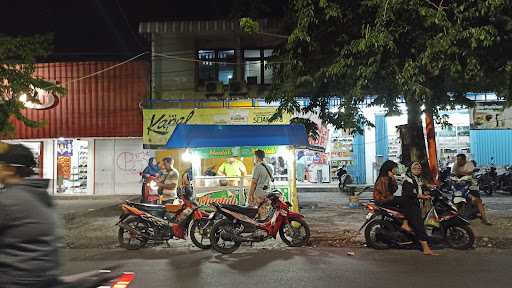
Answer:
[402,162,438,256]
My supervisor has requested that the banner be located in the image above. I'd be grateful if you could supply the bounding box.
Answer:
[143,108,291,146]
[194,146,278,159]
[470,102,512,129]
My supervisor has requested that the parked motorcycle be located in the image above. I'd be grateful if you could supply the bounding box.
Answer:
[336,166,353,193]
[117,189,212,250]
[360,188,475,250]
[499,165,512,195]
[209,190,310,254]
[476,158,498,196]
[141,174,160,204]
[450,175,481,220]
[58,270,135,288]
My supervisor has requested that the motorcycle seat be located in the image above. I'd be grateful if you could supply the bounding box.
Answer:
[220,204,259,218]
[133,203,166,217]
[379,207,406,219]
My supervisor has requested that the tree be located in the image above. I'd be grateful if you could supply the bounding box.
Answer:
[242,0,512,165]
[0,35,65,136]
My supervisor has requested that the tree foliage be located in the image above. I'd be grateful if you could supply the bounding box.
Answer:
[242,0,512,162]
[0,35,66,136]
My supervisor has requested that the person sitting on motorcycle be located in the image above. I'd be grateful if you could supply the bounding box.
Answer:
[402,162,438,256]
[452,153,492,225]
[141,157,161,201]
[0,143,60,288]
[373,160,412,232]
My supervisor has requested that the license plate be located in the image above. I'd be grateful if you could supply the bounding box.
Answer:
[366,212,374,220]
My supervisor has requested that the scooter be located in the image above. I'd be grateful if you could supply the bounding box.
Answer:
[360,188,475,250]
[141,175,160,204]
[450,175,481,220]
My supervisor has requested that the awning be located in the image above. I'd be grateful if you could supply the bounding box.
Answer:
[165,124,308,148]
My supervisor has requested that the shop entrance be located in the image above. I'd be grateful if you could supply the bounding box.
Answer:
[56,139,89,194]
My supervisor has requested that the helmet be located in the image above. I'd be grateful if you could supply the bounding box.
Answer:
[0,142,36,168]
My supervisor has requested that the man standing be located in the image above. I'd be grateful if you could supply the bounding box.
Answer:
[452,153,492,225]
[248,150,273,218]
[157,157,179,203]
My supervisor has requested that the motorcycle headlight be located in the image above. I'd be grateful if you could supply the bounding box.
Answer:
[149,180,158,190]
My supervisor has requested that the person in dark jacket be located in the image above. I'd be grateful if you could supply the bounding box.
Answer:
[401,162,438,256]
[0,143,59,287]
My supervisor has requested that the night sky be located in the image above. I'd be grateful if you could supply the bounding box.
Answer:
[0,0,286,60]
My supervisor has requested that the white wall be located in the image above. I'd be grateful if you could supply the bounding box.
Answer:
[94,138,153,195]
[94,140,116,195]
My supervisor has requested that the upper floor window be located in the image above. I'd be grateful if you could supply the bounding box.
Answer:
[244,49,273,85]
[197,49,236,85]
[197,48,274,85]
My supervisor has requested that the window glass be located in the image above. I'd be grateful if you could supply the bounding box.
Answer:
[245,60,261,84]
[263,49,273,58]
[263,60,273,84]
[244,49,261,58]
[218,50,235,84]
[198,50,215,82]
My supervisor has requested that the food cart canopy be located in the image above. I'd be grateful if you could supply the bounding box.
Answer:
[165,124,309,148]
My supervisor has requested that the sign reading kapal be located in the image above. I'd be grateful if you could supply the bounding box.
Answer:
[143,108,291,146]
[470,102,512,129]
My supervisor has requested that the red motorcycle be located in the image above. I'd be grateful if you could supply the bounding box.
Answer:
[209,190,310,254]
[141,175,160,204]
[117,189,212,250]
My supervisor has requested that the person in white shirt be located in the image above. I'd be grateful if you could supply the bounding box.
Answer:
[452,154,492,225]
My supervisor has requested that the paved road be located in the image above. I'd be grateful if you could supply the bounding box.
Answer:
[62,247,511,288]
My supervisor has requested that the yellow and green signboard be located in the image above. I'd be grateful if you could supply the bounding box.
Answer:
[142,108,291,146]
[193,146,278,159]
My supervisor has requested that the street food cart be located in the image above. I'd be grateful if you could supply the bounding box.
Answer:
[164,124,309,211]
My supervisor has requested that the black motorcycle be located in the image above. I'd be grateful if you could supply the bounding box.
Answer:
[360,189,475,250]
[499,165,512,195]
[336,166,353,193]
[476,158,498,196]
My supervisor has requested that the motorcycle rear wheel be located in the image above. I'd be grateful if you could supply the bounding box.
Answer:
[364,220,391,250]
[210,219,241,254]
[118,217,149,250]
[189,218,212,249]
[279,217,310,247]
[445,225,475,250]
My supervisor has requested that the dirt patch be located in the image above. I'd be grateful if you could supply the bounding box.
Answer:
[62,205,121,249]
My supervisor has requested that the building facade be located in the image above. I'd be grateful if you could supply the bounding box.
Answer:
[6,61,151,195]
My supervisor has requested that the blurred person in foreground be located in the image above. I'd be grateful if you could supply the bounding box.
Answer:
[0,142,59,288]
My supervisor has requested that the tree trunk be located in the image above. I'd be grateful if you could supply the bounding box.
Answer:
[400,97,427,166]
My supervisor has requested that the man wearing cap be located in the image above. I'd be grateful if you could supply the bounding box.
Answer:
[0,142,59,287]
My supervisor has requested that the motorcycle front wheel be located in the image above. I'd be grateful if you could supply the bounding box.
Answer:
[279,217,310,247]
[210,219,241,254]
[364,219,391,250]
[445,225,475,250]
[118,217,149,250]
[189,218,212,249]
